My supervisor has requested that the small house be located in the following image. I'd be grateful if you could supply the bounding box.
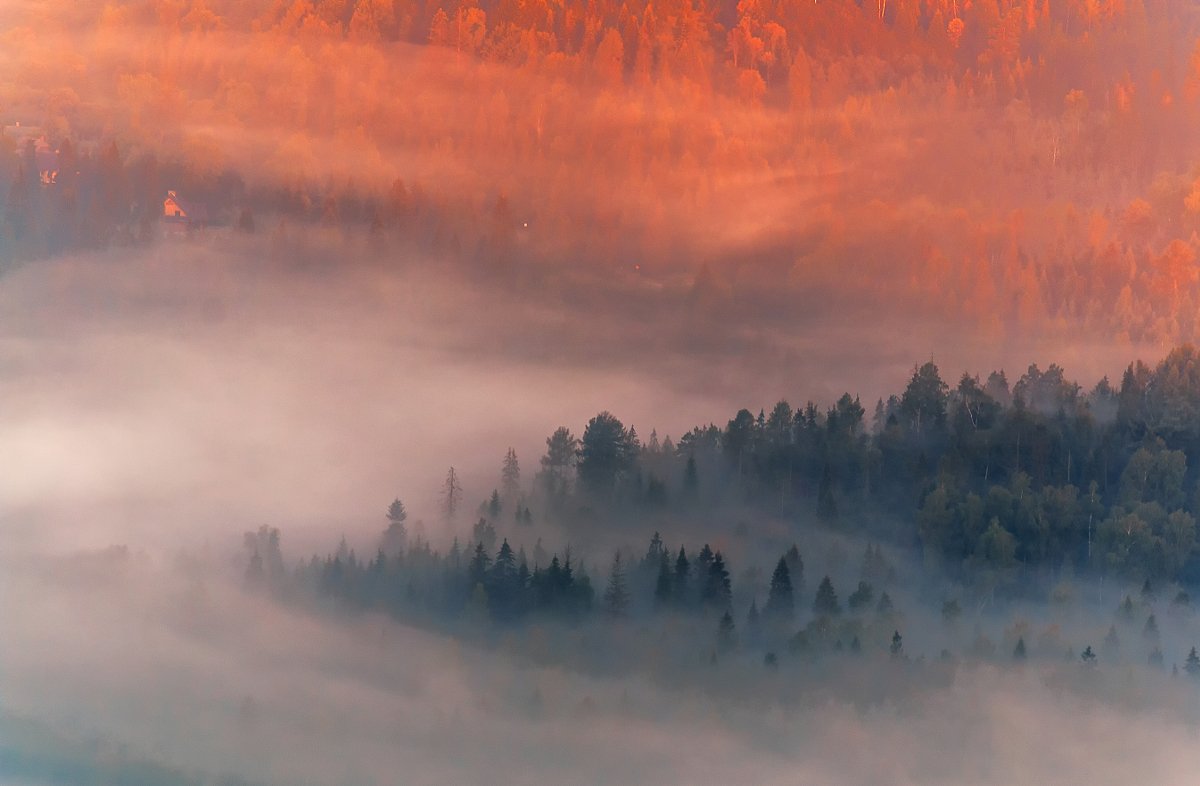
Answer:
[162,190,209,233]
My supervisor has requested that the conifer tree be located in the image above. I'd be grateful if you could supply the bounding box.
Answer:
[1144,613,1160,642]
[602,552,630,618]
[1013,637,1027,660]
[890,630,903,658]
[673,546,691,606]
[1186,647,1200,677]
[813,575,841,616]
[501,447,521,501]
[702,552,732,609]
[1081,645,1097,665]
[784,544,804,597]
[848,580,874,612]
[765,557,794,621]
[654,552,673,609]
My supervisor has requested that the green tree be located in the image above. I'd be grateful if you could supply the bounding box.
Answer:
[442,467,463,521]
[765,557,794,621]
[813,575,840,616]
[602,552,630,618]
[1013,636,1027,660]
[900,361,949,438]
[538,427,578,502]
[578,412,637,498]
[847,581,874,612]
[501,447,521,501]
[1186,647,1200,676]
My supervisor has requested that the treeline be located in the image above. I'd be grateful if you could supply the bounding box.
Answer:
[518,345,1200,587]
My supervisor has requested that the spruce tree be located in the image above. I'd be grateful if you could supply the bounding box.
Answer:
[848,581,874,612]
[1186,647,1200,677]
[765,557,794,621]
[890,630,903,658]
[602,552,630,618]
[702,552,732,610]
[1081,645,1097,665]
[813,575,841,616]
[1144,614,1160,642]
[673,546,691,606]
[784,544,804,598]
[654,552,672,609]
[1013,637,1027,661]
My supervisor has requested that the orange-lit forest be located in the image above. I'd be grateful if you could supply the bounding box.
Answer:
[4,0,1200,344]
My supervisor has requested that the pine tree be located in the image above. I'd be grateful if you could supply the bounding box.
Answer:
[673,546,691,606]
[813,575,841,616]
[716,610,737,652]
[442,467,463,521]
[654,552,672,609]
[1144,614,1160,642]
[1013,637,1027,660]
[702,552,732,609]
[1081,645,1097,665]
[765,557,794,621]
[784,544,804,597]
[1186,647,1200,677]
[501,447,521,501]
[602,552,630,618]
[488,489,502,518]
[468,542,491,589]
[890,630,903,658]
[848,581,875,612]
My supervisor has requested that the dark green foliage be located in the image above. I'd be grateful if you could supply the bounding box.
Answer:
[784,545,804,597]
[673,547,691,606]
[847,581,874,612]
[1081,646,1097,665]
[578,411,638,498]
[1186,647,1200,676]
[654,552,673,609]
[813,575,840,616]
[765,557,794,621]
[702,552,732,610]
[602,552,630,618]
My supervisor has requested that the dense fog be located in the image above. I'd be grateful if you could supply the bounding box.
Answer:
[6,0,1200,782]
